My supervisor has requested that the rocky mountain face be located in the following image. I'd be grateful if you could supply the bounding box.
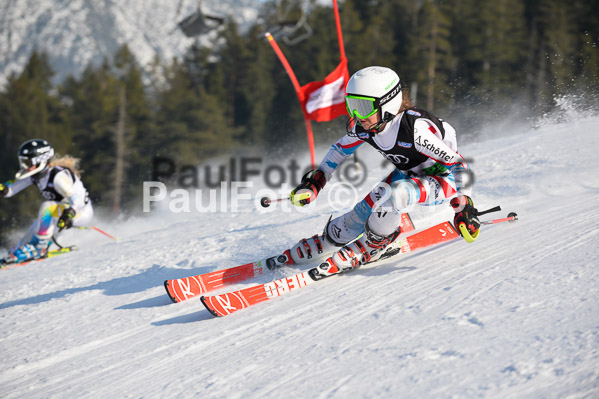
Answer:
[0,0,262,86]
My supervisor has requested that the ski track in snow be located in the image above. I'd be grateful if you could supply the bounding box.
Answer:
[1,116,599,398]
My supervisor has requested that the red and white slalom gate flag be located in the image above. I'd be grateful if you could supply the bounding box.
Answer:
[299,58,349,122]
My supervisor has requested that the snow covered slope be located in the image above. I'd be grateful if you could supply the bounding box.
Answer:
[0,0,262,86]
[1,113,599,398]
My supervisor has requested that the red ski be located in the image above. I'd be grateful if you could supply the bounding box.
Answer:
[201,221,459,317]
[164,213,415,303]
[201,270,316,317]
[164,260,269,303]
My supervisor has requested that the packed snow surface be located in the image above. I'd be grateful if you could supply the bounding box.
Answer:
[1,114,599,398]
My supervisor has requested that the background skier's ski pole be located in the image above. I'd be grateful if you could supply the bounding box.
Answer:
[76,226,119,241]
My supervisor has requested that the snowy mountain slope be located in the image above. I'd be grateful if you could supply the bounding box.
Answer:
[0,0,263,86]
[1,114,599,398]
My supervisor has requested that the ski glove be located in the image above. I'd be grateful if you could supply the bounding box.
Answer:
[57,207,76,231]
[0,183,7,197]
[290,169,327,207]
[450,195,480,243]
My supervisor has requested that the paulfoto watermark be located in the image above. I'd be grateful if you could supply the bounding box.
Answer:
[151,155,370,189]
[143,155,476,214]
[142,180,364,214]
[142,178,471,215]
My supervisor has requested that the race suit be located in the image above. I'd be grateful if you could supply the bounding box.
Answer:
[320,107,472,245]
[3,166,93,254]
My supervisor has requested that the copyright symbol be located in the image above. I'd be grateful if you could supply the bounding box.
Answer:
[339,159,367,187]
[326,182,360,212]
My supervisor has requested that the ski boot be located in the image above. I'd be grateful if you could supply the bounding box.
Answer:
[10,235,51,263]
[265,233,336,270]
[310,222,401,280]
[266,222,344,270]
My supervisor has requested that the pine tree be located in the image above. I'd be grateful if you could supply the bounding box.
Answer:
[0,51,72,246]
[339,0,370,71]
[576,0,599,91]
[239,25,277,145]
[539,0,579,96]
[60,60,120,205]
[218,20,249,131]
[154,52,235,169]
[153,58,203,163]
[414,0,454,110]
[112,45,155,210]
[447,0,528,115]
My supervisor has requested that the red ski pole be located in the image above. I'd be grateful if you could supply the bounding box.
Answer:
[481,212,518,225]
[91,226,119,241]
[457,208,517,243]
[260,196,290,208]
[76,226,119,241]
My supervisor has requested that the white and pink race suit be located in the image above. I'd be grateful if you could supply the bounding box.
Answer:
[4,166,93,254]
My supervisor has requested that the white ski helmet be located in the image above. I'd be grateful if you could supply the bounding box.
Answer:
[16,139,54,180]
[345,66,403,123]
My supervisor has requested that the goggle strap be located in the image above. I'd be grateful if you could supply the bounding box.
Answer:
[378,81,402,106]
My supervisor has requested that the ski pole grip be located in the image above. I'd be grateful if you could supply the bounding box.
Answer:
[478,206,501,216]
[458,222,479,243]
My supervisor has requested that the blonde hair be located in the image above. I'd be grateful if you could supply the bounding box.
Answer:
[48,154,83,177]
[398,88,414,114]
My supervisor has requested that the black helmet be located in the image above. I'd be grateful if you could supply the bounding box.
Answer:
[16,139,54,180]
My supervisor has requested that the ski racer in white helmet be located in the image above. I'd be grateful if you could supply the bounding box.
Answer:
[0,139,94,265]
[266,66,479,278]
